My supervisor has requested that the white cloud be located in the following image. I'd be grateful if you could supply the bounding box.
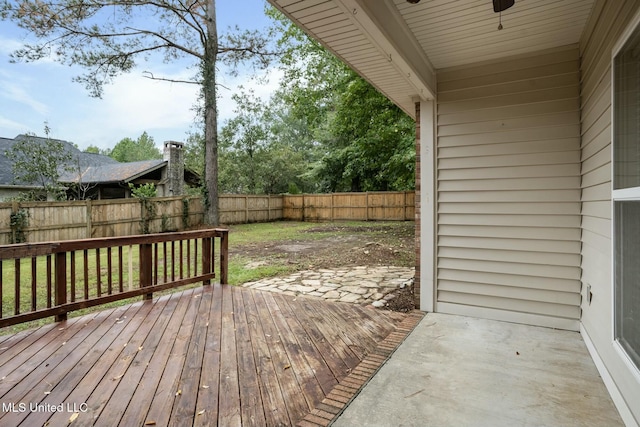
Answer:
[0,36,22,55]
[0,80,50,116]
[101,71,199,131]
[0,115,28,134]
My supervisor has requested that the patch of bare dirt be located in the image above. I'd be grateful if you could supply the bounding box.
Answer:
[230,222,414,269]
[384,281,416,313]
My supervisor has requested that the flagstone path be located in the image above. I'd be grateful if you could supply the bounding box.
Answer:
[241,266,415,307]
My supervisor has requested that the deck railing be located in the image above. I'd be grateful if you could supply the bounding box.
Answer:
[0,228,228,328]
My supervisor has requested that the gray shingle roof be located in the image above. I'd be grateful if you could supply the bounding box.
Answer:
[60,159,166,184]
[0,135,167,186]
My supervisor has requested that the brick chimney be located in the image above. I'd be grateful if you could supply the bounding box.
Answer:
[163,141,184,196]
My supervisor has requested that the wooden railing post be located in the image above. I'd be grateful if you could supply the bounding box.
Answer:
[202,237,212,285]
[55,252,67,322]
[220,231,228,285]
[140,243,153,299]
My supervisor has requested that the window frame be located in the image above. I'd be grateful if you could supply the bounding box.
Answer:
[611,14,640,377]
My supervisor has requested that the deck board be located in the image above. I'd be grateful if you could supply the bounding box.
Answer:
[0,284,411,426]
[243,289,292,427]
[232,288,266,427]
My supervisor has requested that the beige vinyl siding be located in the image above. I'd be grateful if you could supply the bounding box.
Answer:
[580,1,640,424]
[436,46,582,330]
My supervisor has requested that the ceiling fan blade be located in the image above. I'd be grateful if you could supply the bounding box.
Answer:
[493,0,515,13]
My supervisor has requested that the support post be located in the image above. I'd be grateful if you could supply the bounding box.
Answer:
[220,231,228,285]
[416,99,436,312]
[202,237,212,285]
[55,252,67,322]
[139,243,153,300]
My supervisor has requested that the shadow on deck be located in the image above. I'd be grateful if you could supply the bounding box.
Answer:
[0,284,423,426]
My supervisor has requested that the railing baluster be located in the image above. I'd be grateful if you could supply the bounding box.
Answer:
[107,247,113,295]
[186,239,191,277]
[0,259,3,318]
[96,248,101,297]
[128,245,133,291]
[163,241,168,284]
[171,241,176,282]
[83,249,89,300]
[194,239,198,276]
[31,257,37,311]
[14,259,20,315]
[153,243,158,286]
[70,251,76,303]
[46,255,52,308]
[179,240,184,279]
[118,246,124,293]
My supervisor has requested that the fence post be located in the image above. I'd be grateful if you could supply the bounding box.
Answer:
[404,191,409,221]
[140,243,153,299]
[366,192,369,221]
[202,236,212,285]
[331,193,334,221]
[11,201,18,244]
[86,199,92,238]
[245,195,249,223]
[55,252,67,322]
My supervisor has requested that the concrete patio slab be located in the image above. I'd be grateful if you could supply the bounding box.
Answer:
[332,313,624,427]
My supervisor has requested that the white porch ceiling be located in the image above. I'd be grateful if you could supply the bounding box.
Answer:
[268,0,596,118]
[394,0,594,69]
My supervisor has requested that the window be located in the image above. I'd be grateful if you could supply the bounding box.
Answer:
[613,27,640,370]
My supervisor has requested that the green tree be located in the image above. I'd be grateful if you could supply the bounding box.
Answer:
[219,89,267,193]
[2,0,276,224]
[319,76,415,192]
[217,88,314,194]
[267,9,415,192]
[107,132,162,162]
[84,145,101,154]
[183,132,205,178]
[5,126,73,200]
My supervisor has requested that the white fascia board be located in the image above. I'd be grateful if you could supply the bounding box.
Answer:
[333,0,436,100]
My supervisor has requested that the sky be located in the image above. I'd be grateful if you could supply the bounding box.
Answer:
[0,0,282,151]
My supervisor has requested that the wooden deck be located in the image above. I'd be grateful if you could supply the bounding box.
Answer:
[0,284,418,426]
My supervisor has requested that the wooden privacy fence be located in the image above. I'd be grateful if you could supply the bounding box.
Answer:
[0,196,205,245]
[219,194,283,224]
[0,191,415,244]
[283,192,415,222]
[0,229,228,328]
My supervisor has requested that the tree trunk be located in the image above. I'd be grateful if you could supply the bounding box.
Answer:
[204,0,219,225]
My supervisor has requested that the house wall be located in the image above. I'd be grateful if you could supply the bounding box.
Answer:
[0,188,24,201]
[580,0,640,425]
[434,46,583,331]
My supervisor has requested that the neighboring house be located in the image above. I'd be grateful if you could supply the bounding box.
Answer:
[0,134,118,200]
[0,136,198,200]
[267,0,639,425]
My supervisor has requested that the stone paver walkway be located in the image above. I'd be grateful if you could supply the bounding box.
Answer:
[242,266,414,306]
